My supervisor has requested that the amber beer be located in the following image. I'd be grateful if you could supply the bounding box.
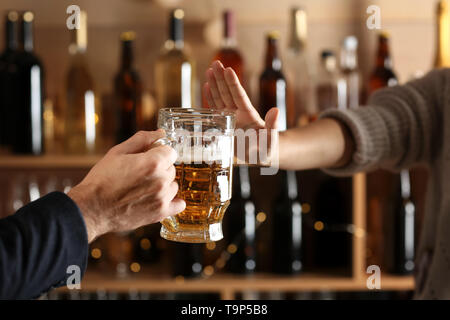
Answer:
[169,160,231,234]
[157,108,235,243]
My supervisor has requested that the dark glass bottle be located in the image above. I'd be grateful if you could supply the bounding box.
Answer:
[225,166,257,274]
[272,170,303,274]
[114,31,142,144]
[368,32,398,92]
[11,11,44,155]
[259,31,291,130]
[0,11,20,150]
[258,33,304,274]
[171,243,203,279]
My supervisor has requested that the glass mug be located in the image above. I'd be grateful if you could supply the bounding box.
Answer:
[155,108,235,243]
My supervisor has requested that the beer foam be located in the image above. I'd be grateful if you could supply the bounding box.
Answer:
[174,145,232,166]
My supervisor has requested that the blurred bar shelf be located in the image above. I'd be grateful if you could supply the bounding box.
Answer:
[59,271,414,300]
[0,155,101,169]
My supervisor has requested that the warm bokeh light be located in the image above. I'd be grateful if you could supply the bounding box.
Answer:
[302,203,311,213]
[206,242,216,250]
[130,262,141,273]
[256,212,267,223]
[140,238,151,250]
[91,248,102,259]
[314,221,324,231]
[227,244,237,254]
[203,265,214,276]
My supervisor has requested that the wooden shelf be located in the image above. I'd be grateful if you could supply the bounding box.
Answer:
[0,155,101,169]
[58,271,415,299]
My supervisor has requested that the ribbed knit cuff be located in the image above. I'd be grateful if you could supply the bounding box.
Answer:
[319,107,390,176]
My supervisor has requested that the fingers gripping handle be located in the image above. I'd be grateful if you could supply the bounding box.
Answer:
[152,136,180,232]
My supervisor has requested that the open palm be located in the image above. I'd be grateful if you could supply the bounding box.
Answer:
[203,60,278,131]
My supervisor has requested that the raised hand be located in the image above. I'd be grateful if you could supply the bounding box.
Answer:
[203,60,279,131]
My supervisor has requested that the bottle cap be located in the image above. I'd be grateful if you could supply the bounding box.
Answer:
[173,8,184,19]
[379,31,390,39]
[23,11,34,23]
[342,36,358,51]
[321,50,335,59]
[438,0,449,13]
[120,31,136,41]
[7,11,19,22]
[267,30,280,40]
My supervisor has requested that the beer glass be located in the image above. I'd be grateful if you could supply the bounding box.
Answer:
[156,108,235,243]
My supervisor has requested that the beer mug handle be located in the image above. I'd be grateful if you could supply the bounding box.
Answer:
[151,136,176,148]
[151,136,180,233]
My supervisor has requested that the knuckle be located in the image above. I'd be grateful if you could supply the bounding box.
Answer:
[154,179,165,192]
[147,158,161,173]
[133,130,148,141]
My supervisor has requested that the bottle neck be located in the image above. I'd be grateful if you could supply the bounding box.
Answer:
[21,20,34,52]
[222,10,237,47]
[265,38,282,70]
[169,13,184,49]
[322,55,337,73]
[341,49,357,71]
[5,15,19,51]
[375,37,393,69]
[435,1,450,67]
[69,11,88,54]
[121,40,134,69]
[288,8,307,53]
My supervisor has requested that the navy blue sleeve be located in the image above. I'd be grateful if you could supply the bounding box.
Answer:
[0,191,89,299]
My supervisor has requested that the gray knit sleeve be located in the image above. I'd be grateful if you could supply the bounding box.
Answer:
[319,69,446,176]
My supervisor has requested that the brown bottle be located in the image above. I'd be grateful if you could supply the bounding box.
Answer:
[258,31,291,130]
[214,10,244,82]
[114,31,142,144]
[368,32,398,94]
[203,10,244,108]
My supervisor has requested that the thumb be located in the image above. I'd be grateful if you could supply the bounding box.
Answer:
[264,108,279,131]
[111,130,165,155]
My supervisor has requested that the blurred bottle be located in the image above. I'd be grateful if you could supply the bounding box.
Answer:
[340,36,360,109]
[366,32,399,270]
[171,243,203,279]
[103,232,134,278]
[259,31,292,129]
[204,10,245,108]
[114,31,142,144]
[434,0,450,68]
[155,9,195,108]
[272,170,303,274]
[313,50,352,271]
[11,11,44,155]
[285,7,315,127]
[316,50,347,112]
[133,225,162,265]
[368,32,398,92]
[389,170,415,274]
[64,11,100,154]
[213,10,244,81]
[0,11,20,152]
[225,166,257,274]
